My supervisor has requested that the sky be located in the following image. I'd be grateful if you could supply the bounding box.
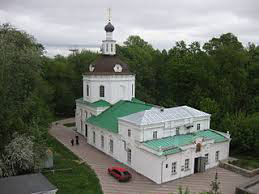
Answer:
[1,0,259,57]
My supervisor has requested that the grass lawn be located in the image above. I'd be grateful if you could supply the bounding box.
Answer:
[229,154,259,170]
[43,135,102,194]
[63,122,76,127]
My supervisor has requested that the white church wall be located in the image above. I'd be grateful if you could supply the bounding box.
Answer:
[83,75,135,104]
[132,146,163,184]
[138,116,210,142]
[86,124,123,161]
[161,140,230,183]
[75,103,102,136]
[118,121,142,142]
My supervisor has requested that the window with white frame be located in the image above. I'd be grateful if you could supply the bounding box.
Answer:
[109,139,113,153]
[185,159,190,171]
[205,153,209,165]
[93,131,95,144]
[171,162,177,175]
[101,135,104,148]
[128,129,131,137]
[197,123,200,130]
[215,151,219,162]
[153,131,158,139]
[127,148,131,164]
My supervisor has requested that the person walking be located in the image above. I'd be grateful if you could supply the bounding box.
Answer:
[71,138,74,146]
[75,135,79,145]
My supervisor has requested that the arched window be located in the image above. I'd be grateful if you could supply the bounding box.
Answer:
[86,85,89,96]
[100,85,105,97]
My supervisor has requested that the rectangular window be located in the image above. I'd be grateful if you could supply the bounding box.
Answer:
[185,159,190,171]
[93,131,95,144]
[109,139,113,153]
[101,135,104,148]
[205,153,209,165]
[171,162,177,175]
[86,85,89,96]
[128,129,131,137]
[127,148,131,164]
[153,131,157,139]
[215,151,219,162]
[100,85,105,97]
[197,123,200,130]
[176,127,180,135]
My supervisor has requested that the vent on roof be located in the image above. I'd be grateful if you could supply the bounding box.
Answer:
[160,108,164,112]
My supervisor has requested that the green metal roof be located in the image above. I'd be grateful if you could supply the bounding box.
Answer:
[143,129,228,156]
[92,100,111,107]
[86,100,153,133]
[131,98,146,104]
[76,98,111,108]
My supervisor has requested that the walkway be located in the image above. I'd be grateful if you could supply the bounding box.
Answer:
[49,118,250,194]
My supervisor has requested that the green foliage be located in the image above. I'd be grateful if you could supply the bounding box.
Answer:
[42,50,97,116]
[169,186,190,194]
[221,113,259,154]
[43,135,102,194]
[0,23,53,151]
[0,133,36,177]
[208,171,221,194]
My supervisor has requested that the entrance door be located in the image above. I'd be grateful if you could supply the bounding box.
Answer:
[194,157,200,173]
[194,157,206,173]
[85,124,88,137]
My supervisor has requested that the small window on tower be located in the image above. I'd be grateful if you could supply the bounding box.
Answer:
[100,85,105,97]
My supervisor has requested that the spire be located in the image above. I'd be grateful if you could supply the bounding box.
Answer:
[104,8,114,32]
[108,8,111,22]
[102,8,116,55]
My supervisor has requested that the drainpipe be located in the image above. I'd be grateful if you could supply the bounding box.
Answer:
[161,155,167,184]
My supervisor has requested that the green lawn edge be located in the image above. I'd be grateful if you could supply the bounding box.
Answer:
[43,135,103,194]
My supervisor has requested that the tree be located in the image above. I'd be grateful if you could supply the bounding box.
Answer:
[208,171,221,194]
[1,133,36,177]
[0,23,51,160]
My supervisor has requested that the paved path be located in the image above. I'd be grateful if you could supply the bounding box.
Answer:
[50,118,250,194]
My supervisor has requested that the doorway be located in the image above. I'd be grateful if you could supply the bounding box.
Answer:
[194,157,206,173]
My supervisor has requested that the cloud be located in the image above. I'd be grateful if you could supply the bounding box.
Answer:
[1,0,259,56]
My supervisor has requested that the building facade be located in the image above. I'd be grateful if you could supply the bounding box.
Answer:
[75,20,231,184]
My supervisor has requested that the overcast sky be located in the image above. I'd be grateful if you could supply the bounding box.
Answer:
[1,0,259,56]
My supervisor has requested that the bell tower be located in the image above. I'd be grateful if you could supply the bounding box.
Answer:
[102,8,116,55]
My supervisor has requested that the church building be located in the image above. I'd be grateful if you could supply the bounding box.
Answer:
[75,19,231,184]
